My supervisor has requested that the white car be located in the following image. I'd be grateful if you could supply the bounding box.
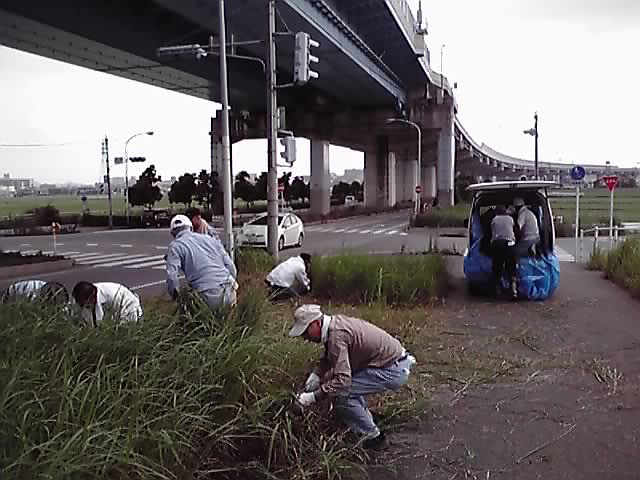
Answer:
[237,212,305,250]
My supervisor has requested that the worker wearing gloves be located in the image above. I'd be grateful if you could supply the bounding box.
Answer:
[166,214,238,310]
[71,281,142,327]
[289,304,416,449]
[265,253,312,301]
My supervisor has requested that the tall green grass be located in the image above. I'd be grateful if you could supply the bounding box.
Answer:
[0,287,361,479]
[311,254,449,305]
[235,248,275,275]
[411,205,470,228]
[588,237,640,298]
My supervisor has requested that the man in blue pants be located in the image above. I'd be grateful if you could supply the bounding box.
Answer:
[289,304,416,448]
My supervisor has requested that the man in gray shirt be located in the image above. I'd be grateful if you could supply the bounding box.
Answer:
[513,197,540,257]
[490,205,518,299]
[166,214,238,310]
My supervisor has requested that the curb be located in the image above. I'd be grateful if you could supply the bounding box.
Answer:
[0,259,75,280]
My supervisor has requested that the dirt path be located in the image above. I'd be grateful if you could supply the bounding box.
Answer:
[371,260,640,480]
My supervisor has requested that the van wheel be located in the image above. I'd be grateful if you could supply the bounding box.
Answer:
[278,236,285,251]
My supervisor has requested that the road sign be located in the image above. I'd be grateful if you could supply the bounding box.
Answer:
[570,165,585,181]
[603,175,618,192]
[415,185,422,194]
[114,157,124,165]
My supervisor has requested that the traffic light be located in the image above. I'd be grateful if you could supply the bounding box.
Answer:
[129,156,146,163]
[279,137,296,165]
[293,32,319,85]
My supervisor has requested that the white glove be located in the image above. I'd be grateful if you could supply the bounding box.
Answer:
[296,391,316,407]
[304,372,321,392]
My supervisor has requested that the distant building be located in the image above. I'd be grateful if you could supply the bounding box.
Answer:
[0,173,33,191]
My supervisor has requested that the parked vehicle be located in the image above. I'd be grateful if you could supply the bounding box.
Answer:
[463,181,561,300]
[237,212,305,250]
[141,209,170,228]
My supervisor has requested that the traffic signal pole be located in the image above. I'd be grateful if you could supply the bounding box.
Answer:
[103,136,113,230]
[266,0,279,259]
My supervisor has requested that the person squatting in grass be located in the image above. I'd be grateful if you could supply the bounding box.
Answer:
[71,281,142,327]
[289,304,417,449]
[264,253,312,301]
[1,279,69,305]
[166,214,238,310]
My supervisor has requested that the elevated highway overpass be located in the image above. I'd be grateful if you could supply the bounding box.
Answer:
[0,0,626,212]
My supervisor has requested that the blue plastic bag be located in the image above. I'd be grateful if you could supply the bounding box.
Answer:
[463,214,560,300]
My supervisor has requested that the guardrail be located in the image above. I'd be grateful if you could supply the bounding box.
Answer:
[577,225,640,262]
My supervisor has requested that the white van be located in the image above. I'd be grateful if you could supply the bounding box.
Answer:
[463,180,561,300]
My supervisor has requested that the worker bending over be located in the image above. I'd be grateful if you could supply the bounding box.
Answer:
[166,214,238,310]
[289,304,416,449]
[2,280,69,305]
[265,253,312,301]
[72,281,142,326]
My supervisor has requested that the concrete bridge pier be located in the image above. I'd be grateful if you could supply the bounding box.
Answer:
[394,150,418,205]
[364,136,398,208]
[436,104,456,207]
[310,139,331,216]
[421,164,437,203]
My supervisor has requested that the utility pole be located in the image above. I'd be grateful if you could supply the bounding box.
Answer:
[218,0,235,259]
[534,112,539,181]
[266,0,279,258]
[103,136,113,230]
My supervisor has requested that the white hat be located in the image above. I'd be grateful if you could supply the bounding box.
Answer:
[170,214,193,233]
[289,304,323,337]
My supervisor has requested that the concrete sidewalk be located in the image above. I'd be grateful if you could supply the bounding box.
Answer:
[371,260,640,480]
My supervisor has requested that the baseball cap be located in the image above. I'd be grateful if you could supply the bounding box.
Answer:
[513,197,525,207]
[289,304,323,337]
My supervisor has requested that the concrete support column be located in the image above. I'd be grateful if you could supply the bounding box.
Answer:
[364,136,394,208]
[310,140,331,216]
[401,155,418,204]
[395,155,406,203]
[437,105,455,207]
[422,165,437,201]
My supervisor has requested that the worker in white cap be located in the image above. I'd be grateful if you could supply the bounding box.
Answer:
[289,304,416,449]
[512,197,540,257]
[166,214,238,310]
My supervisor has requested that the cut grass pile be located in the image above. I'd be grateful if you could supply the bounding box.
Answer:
[588,237,640,298]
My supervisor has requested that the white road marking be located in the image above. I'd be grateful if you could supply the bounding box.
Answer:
[155,246,168,250]
[95,254,159,267]
[334,229,345,233]
[386,230,398,235]
[57,243,65,246]
[131,275,184,291]
[127,259,167,269]
[118,244,133,248]
[66,252,106,260]
[400,233,408,236]
[360,230,371,234]
[555,246,575,263]
[372,230,386,234]
[87,243,98,247]
[20,243,31,247]
[76,253,132,265]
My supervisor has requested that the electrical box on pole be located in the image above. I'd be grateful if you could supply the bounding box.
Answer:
[279,137,296,165]
[293,32,319,85]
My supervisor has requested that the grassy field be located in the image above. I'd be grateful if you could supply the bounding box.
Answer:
[550,187,640,226]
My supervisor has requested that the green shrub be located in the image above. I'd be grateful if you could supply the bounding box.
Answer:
[587,244,608,271]
[235,247,275,275]
[411,205,469,228]
[311,254,449,305]
[27,204,61,226]
[0,287,360,479]
[603,237,640,298]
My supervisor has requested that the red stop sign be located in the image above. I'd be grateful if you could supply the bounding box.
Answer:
[603,175,618,192]
[415,185,422,194]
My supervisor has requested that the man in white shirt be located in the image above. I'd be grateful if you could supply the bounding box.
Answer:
[71,281,142,327]
[265,253,312,301]
[513,197,541,257]
[2,280,69,305]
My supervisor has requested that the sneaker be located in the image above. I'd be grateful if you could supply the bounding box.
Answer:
[363,431,387,450]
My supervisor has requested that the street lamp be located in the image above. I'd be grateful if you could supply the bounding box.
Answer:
[124,131,154,225]
[386,118,422,215]
[523,112,538,180]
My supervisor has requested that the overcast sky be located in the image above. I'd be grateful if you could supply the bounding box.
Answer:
[1,0,638,184]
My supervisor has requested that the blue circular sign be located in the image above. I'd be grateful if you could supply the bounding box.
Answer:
[570,166,586,181]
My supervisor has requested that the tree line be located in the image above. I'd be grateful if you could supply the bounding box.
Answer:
[126,165,364,211]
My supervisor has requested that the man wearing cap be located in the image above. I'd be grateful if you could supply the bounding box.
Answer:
[512,197,540,257]
[289,304,416,448]
[166,214,238,310]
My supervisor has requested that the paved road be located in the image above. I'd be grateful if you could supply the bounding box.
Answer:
[0,211,586,298]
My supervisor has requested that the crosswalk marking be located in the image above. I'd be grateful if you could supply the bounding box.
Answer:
[93,254,156,267]
[75,253,132,265]
[67,252,107,260]
[386,230,398,235]
[127,258,166,269]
